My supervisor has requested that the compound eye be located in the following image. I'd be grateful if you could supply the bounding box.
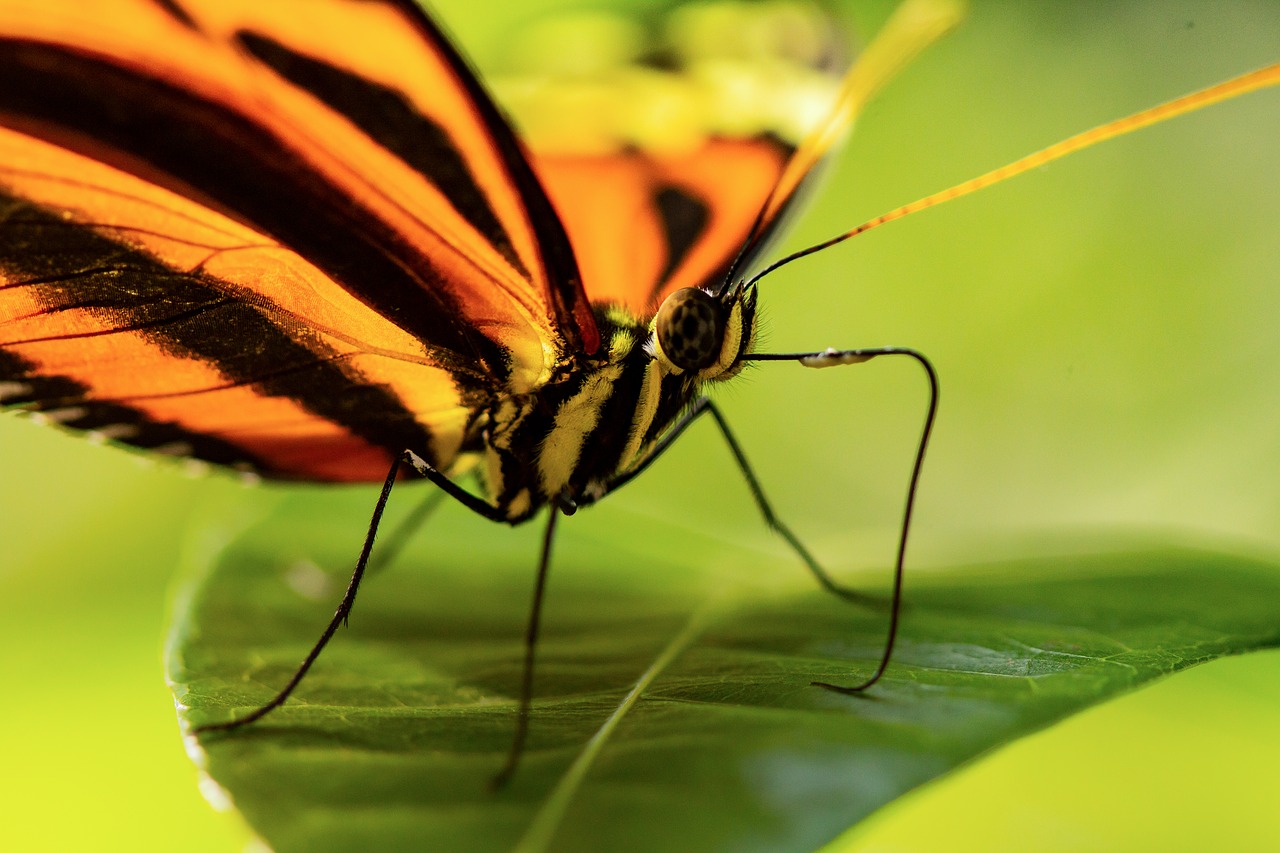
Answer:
[655,287,724,372]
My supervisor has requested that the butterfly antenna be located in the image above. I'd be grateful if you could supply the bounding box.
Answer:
[747,61,1280,289]
[725,0,964,291]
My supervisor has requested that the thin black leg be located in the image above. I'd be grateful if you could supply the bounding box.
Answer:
[581,345,938,695]
[490,506,560,791]
[365,487,447,579]
[578,397,876,606]
[194,450,504,734]
[194,453,406,733]
[401,449,508,522]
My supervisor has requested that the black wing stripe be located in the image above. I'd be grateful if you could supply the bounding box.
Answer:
[0,192,444,470]
[0,39,511,383]
[147,0,201,33]
[651,185,710,299]
[235,29,531,283]
[393,0,599,355]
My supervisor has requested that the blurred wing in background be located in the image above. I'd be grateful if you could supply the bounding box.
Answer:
[495,1,851,315]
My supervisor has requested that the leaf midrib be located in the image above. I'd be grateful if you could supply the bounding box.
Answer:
[514,594,729,853]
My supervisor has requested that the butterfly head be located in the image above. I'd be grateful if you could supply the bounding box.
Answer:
[652,284,757,382]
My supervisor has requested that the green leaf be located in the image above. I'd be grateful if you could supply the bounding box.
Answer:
[168,491,1280,852]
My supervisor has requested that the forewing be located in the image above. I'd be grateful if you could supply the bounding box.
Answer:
[0,0,598,398]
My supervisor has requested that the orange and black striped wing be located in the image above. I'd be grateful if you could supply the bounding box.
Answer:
[0,0,598,382]
[0,125,478,482]
[0,0,602,480]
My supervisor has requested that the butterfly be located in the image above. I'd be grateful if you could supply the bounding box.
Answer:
[0,0,1275,791]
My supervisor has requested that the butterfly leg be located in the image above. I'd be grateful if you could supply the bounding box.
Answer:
[194,452,409,734]
[363,487,446,579]
[583,343,937,694]
[400,452,566,791]
[490,505,560,791]
[369,455,481,577]
[194,450,505,735]
[577,397,876,606]
[569,398,894,695]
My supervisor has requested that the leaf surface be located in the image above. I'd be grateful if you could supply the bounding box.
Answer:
[168,492,1280,852]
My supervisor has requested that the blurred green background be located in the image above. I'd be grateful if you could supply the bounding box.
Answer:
[1,1,1277,850]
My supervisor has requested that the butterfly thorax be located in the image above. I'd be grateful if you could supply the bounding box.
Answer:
[480,286,757,523]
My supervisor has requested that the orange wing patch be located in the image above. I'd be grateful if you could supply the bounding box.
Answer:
[533,139,790,315]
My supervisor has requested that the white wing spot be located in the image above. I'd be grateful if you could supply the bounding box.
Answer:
[36,406,88,424]
[152,441,194,457]
[0,381,33,402]
[97,423,141,440]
